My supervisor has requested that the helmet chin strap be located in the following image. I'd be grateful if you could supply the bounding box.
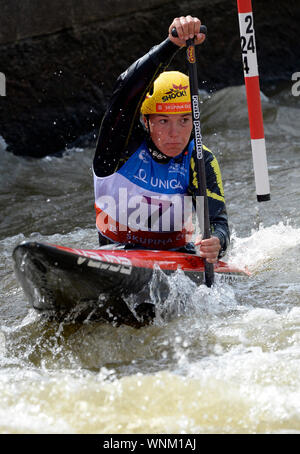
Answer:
[146,135,170,162]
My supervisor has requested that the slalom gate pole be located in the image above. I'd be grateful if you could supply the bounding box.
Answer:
[172,25,214,287]
[237,0,270,202]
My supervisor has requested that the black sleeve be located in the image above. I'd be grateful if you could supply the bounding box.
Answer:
[189,146,230,256]
[93,38,180,177]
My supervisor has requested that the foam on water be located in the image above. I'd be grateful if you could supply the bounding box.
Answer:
[1,83,300,433]
[1,224,300,433]
[228,221,300,272]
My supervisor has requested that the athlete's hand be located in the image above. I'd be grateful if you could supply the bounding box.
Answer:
[168,16,206,47]
[195,236,221,264]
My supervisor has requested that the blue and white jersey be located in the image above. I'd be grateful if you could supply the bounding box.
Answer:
[93,141,195,248]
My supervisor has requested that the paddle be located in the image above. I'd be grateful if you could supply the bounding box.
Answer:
[171,25,214,287]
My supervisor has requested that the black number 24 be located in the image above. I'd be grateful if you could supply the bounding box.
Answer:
[241,14,255,74]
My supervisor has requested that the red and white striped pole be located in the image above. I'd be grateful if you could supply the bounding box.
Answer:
[237,0,270,202]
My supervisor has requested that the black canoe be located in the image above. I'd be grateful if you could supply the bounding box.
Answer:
[12,241,249,327]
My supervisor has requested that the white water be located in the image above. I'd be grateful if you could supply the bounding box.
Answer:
[1,84,300,433]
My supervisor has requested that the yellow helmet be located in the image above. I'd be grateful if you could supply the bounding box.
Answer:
[141,71,191,115]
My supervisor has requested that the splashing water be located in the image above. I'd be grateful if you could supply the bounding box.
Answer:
[1,85,300,433]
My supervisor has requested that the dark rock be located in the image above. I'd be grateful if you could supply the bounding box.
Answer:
[0,0,299,157]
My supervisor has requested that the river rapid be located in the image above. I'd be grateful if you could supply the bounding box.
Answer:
[1,81,300,434]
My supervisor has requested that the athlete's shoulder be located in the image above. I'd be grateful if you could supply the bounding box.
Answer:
[188,141,225,198]
[188,141,214,164]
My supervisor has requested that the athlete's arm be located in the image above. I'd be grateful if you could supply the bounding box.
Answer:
[189,146,230,259]
[93,15,206,178]
[93,39,179,177]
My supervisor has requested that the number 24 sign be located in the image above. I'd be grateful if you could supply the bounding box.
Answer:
[238,13,258,77]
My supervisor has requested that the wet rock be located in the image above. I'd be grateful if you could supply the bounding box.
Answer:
[0,0,299,157]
